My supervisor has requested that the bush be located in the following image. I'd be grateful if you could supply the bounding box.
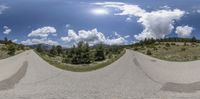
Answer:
[146,50,152,55]
[165,43,170,47]
[7,44,16,55]
[153,47,158,51]
[133,47,138,51]
[181,48,186,51]
[171,43,176,45]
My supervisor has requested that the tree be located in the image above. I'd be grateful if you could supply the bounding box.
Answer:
[191,36,197,42]
[4,37,8,42]
[81,42,91,64]
[95,44,105,61]
[146,50,152,55]
[50,46,58,56]
[56,45,63,55]
[36,44,44,53]
[165,43,170,47]
[71,42,91,64]
[7,44,16,55]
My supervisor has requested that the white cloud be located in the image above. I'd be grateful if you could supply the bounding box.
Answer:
[106,37,126,45]
[61,28,128,46]
[95,2,185,41]
[3,26,12,34]
[12,39,18,43]
[0,5,9,14]
[160,5,171,10]
[175,25,194,37]
[66,24,71,28]
[21,38,58,45]
[28,26,56,38]
[197,10,200,13]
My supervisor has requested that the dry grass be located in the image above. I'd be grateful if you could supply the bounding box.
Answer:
[134,42,200,61]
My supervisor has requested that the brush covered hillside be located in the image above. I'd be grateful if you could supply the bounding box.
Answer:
[132,37,200,61]
[0,37,28,59]
[35,42,125,72]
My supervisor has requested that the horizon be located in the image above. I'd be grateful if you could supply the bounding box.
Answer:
[1,0,200,47]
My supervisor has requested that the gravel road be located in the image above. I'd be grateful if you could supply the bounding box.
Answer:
[1,50,200,99]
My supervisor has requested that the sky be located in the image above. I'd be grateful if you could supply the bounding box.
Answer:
[0,0,200,47]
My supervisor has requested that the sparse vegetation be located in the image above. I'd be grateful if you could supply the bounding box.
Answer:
[132,37,200,61]
[0,37,28,59]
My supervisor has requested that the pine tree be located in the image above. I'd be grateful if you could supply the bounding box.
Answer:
[50,46,58,56]
[191,36,197,42]
[56,45,63,55]
[95,44,105,61]
[7,44,16,55]
[36,44,44,53]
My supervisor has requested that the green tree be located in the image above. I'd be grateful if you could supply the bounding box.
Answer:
[7,44,16,55]
[71,42,91,64]
[36,44,44,53]
[56,45,63,55]
[191,36,197,42]
[146,50,152,55]
[4,37,8,42]
[50,46,58,56]
[95,44,105,61]
[165,43,170,47]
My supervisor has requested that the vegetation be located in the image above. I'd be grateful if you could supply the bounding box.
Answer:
[132,37,200,61]
[35,41,125,72]
[0,37,28,59]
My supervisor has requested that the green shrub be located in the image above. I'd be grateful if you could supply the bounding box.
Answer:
[165,43,170,47]
[7,44,16,55]
[133,47,138,51]
[181,48,186,51]
[146,50,152,55]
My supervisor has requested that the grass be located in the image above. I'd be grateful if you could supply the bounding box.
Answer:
[35,50,126,72]
[133,42,200,62]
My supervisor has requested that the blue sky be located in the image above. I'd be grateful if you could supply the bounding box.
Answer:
[0,0,200,47]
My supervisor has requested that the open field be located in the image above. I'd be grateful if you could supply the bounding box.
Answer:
[133,42,200,61]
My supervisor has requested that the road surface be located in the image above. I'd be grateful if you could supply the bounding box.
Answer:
[1,50,200,99]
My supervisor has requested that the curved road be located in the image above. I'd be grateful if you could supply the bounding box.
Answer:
[0,50,200,98]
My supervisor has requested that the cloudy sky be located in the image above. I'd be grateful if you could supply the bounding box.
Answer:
[0,0,200,47]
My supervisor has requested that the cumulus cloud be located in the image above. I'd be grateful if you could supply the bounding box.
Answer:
[175,25,194,37]
[22,26,58,45]
[94,2,185,40]
[61,28,128,46]
[21,38,58,45]
[0,5,9,14]
[3,26,12,34]
[28,26,56,38]
[12,39,18,43]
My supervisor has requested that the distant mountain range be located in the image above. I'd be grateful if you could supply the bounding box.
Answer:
[28,44,53,50]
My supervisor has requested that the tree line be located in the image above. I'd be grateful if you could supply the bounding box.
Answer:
[135,36,198,45]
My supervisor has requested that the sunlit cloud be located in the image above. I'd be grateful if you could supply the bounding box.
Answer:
[91,8,109,15]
